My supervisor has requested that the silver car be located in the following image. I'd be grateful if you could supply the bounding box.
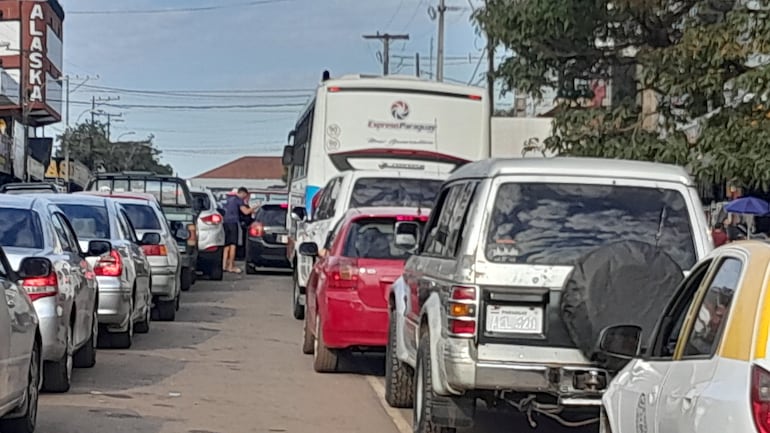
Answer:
[47,194,153,348]
[0,248,42,433]
[0,195,98,393]
[191,187,224,281]
[108,194,182,322]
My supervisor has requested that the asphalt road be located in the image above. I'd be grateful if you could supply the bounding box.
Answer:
[34,268,599,433]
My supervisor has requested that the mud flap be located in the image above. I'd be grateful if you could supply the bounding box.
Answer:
[430,394,476,429]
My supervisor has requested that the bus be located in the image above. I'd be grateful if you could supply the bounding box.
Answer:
[282,73,491,227]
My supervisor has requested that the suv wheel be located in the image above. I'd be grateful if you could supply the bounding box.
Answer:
[414,333,456,433]
[180,267,193,291]
[292,270,304,320]
[385,314,414,408]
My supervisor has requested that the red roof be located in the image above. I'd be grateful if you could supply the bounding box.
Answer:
[195,156,284,180]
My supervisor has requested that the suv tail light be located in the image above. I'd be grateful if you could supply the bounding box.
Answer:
[752,364,770,433]
[95,249,123,277]
[201,213,223,225]
[448,286,477,337]
[326,258,360,290]
[22,272,58,302]
[187,223,197,246]
[142,244,168,256]
[249,222,264,237]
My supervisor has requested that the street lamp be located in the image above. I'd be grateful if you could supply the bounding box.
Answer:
[117,131,135,141]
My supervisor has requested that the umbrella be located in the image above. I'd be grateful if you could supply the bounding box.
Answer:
[724,197,770,216]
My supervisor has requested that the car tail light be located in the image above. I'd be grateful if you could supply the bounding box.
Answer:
[22,272,58,302]
[468,94,482,100]
[752,364,770,433]
[201,213,223,225]
[396,215,429,222]
[326,258,360,290]
[249,222,264,237]
[142,244,168,256]
[187,223,197,246]
[448,286,477,337]
[95,249,123,277]
[280,203,288,209]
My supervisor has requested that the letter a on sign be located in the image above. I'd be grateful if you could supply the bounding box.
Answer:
[30,4,44,20]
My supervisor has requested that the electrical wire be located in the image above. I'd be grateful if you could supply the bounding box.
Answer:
[384,0,407,29]
[76,83,314,95]
[68,0,292,16]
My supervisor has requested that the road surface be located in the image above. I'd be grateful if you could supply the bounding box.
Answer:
[35,270,599,433]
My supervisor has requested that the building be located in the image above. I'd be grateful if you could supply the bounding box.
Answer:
[189,156,286,196]
[0,0,64,183]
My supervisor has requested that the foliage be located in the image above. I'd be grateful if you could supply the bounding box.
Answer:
[476,0,770,189]
[57,122,173,175]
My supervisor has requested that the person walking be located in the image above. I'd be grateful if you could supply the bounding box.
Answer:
[223,187,255,273]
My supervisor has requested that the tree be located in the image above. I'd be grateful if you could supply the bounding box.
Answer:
[476,0,770,188]
[58,122,173,174]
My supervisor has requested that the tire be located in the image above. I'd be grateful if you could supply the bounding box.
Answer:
[385,314,414,408]
[43,325,73,393]
[292,270,304,320]
[209,253,224,281]
[414,333,456,433]
[180,267,193,292]
[73,310,98,368]
[0,340,41,433]
[135,301,151,334]
[156,299,176,321]
[313,315,338,373]
[108,311,133,349]
[301,311,315,355]
[246,262,258,275]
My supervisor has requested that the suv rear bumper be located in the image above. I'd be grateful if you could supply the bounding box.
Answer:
[438,338,607,404]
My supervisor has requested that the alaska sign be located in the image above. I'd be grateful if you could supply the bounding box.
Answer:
[27,4,45,103]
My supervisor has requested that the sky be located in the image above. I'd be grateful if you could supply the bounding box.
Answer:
[53,0,508,178]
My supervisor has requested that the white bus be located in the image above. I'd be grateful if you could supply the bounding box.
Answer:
[282,73,491,227]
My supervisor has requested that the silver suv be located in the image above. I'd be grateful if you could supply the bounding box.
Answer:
[386,157,713,432]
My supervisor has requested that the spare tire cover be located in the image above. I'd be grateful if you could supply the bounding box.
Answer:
[560,240,684,360]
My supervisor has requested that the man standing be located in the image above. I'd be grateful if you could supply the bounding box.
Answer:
[223,187,254,273]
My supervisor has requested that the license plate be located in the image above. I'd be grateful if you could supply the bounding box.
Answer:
[277,235,288,244]
[485,305,544,334]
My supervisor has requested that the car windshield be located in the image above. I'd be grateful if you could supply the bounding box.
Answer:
[485,182,698,270]
[57,204,111,240]
[350,178,442,209]
[94,178,189,206]
[256,205,287,226]
[0,208,44,249]
[122,203,163,230]
[343,217,425,260]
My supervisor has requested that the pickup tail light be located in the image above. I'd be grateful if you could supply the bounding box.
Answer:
[142,244,168,256]
[95,249,123,277]
[187,223,197,246]
[249,222,264,238]
[201,213,223,225]
[752,364,770,433]
[326,258,360,290]
[22,272,58,302]
[448,286,477,338]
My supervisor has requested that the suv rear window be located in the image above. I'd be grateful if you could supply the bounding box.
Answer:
[350,178,442,209]
[256,205,287,227]
[485,183,697,270]
[0,209,43,249]
[122,203,163,230]
[192,192,211,212]
[57,204,110,239]
[343,217,425,260]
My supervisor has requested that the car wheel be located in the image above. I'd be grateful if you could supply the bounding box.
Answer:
[156,299,176,321]
[0,340,41,433]
[246,262,258,275]
[313,315,338,373]
[108,306,133,349]
[414,333,456,433]
[73,310,98,368]
[43,325,73,393]
[292,271,304,320]
[385,313,414,408]
[209,251,224,281]
[301,310,314,355]
[180,267,193,291]
[135,300,151,334]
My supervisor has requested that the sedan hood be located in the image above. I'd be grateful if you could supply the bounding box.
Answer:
[4,247,44,272]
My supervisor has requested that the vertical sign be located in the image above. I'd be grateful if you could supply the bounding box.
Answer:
[28,4,45,103]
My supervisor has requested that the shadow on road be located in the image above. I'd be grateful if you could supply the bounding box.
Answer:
[37,405,167,433]
[338,352,386,376]
[68,348,186,394]
[174,305,237,324]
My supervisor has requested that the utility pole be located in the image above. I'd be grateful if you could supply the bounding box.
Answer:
[485,0,495,156]
[362,32,410,75]
[61,74,98,190]
[429,1,462,82]
[416,53,421,77]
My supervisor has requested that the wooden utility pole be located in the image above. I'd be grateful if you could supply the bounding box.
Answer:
[363,32,410,75]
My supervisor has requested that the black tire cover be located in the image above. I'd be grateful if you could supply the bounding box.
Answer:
[560,240,684,360]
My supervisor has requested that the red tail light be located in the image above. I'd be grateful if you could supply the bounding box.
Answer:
[142,244,168,256]
[468,94,482,100]
[187,223,197,246]
[22,272,58,302]
[448,286,478,338]
[249,222,265,237]
[397,215,429,222]
[95,249,123,277]
[326,258,360,290]
[280,203,289,209]
[201,213,223,225]
[752,365,770,433]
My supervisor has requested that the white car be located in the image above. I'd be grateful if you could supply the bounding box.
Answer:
[191,187,224,281]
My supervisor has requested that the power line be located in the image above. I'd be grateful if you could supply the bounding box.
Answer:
[76,83,314,95]
[69,0,291,15]
[384,0,407,29]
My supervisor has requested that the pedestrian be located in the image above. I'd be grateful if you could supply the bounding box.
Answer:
[712,222,728,247]
[223,187,255,273]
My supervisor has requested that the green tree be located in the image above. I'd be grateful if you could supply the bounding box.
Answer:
[58,122,173,174]
[476,0,770,188]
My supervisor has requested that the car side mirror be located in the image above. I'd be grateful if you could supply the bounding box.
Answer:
[597,324,643,359]
[140,232,162,246]
[282,144,294,166]
[299,242,319,257]
[18,257,52,279]
[394,221,420,252]
[87,240,112,257]
[175,227,191,241]
[291,207,307,222]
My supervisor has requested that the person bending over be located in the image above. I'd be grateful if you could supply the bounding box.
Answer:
[223,187,255,273]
